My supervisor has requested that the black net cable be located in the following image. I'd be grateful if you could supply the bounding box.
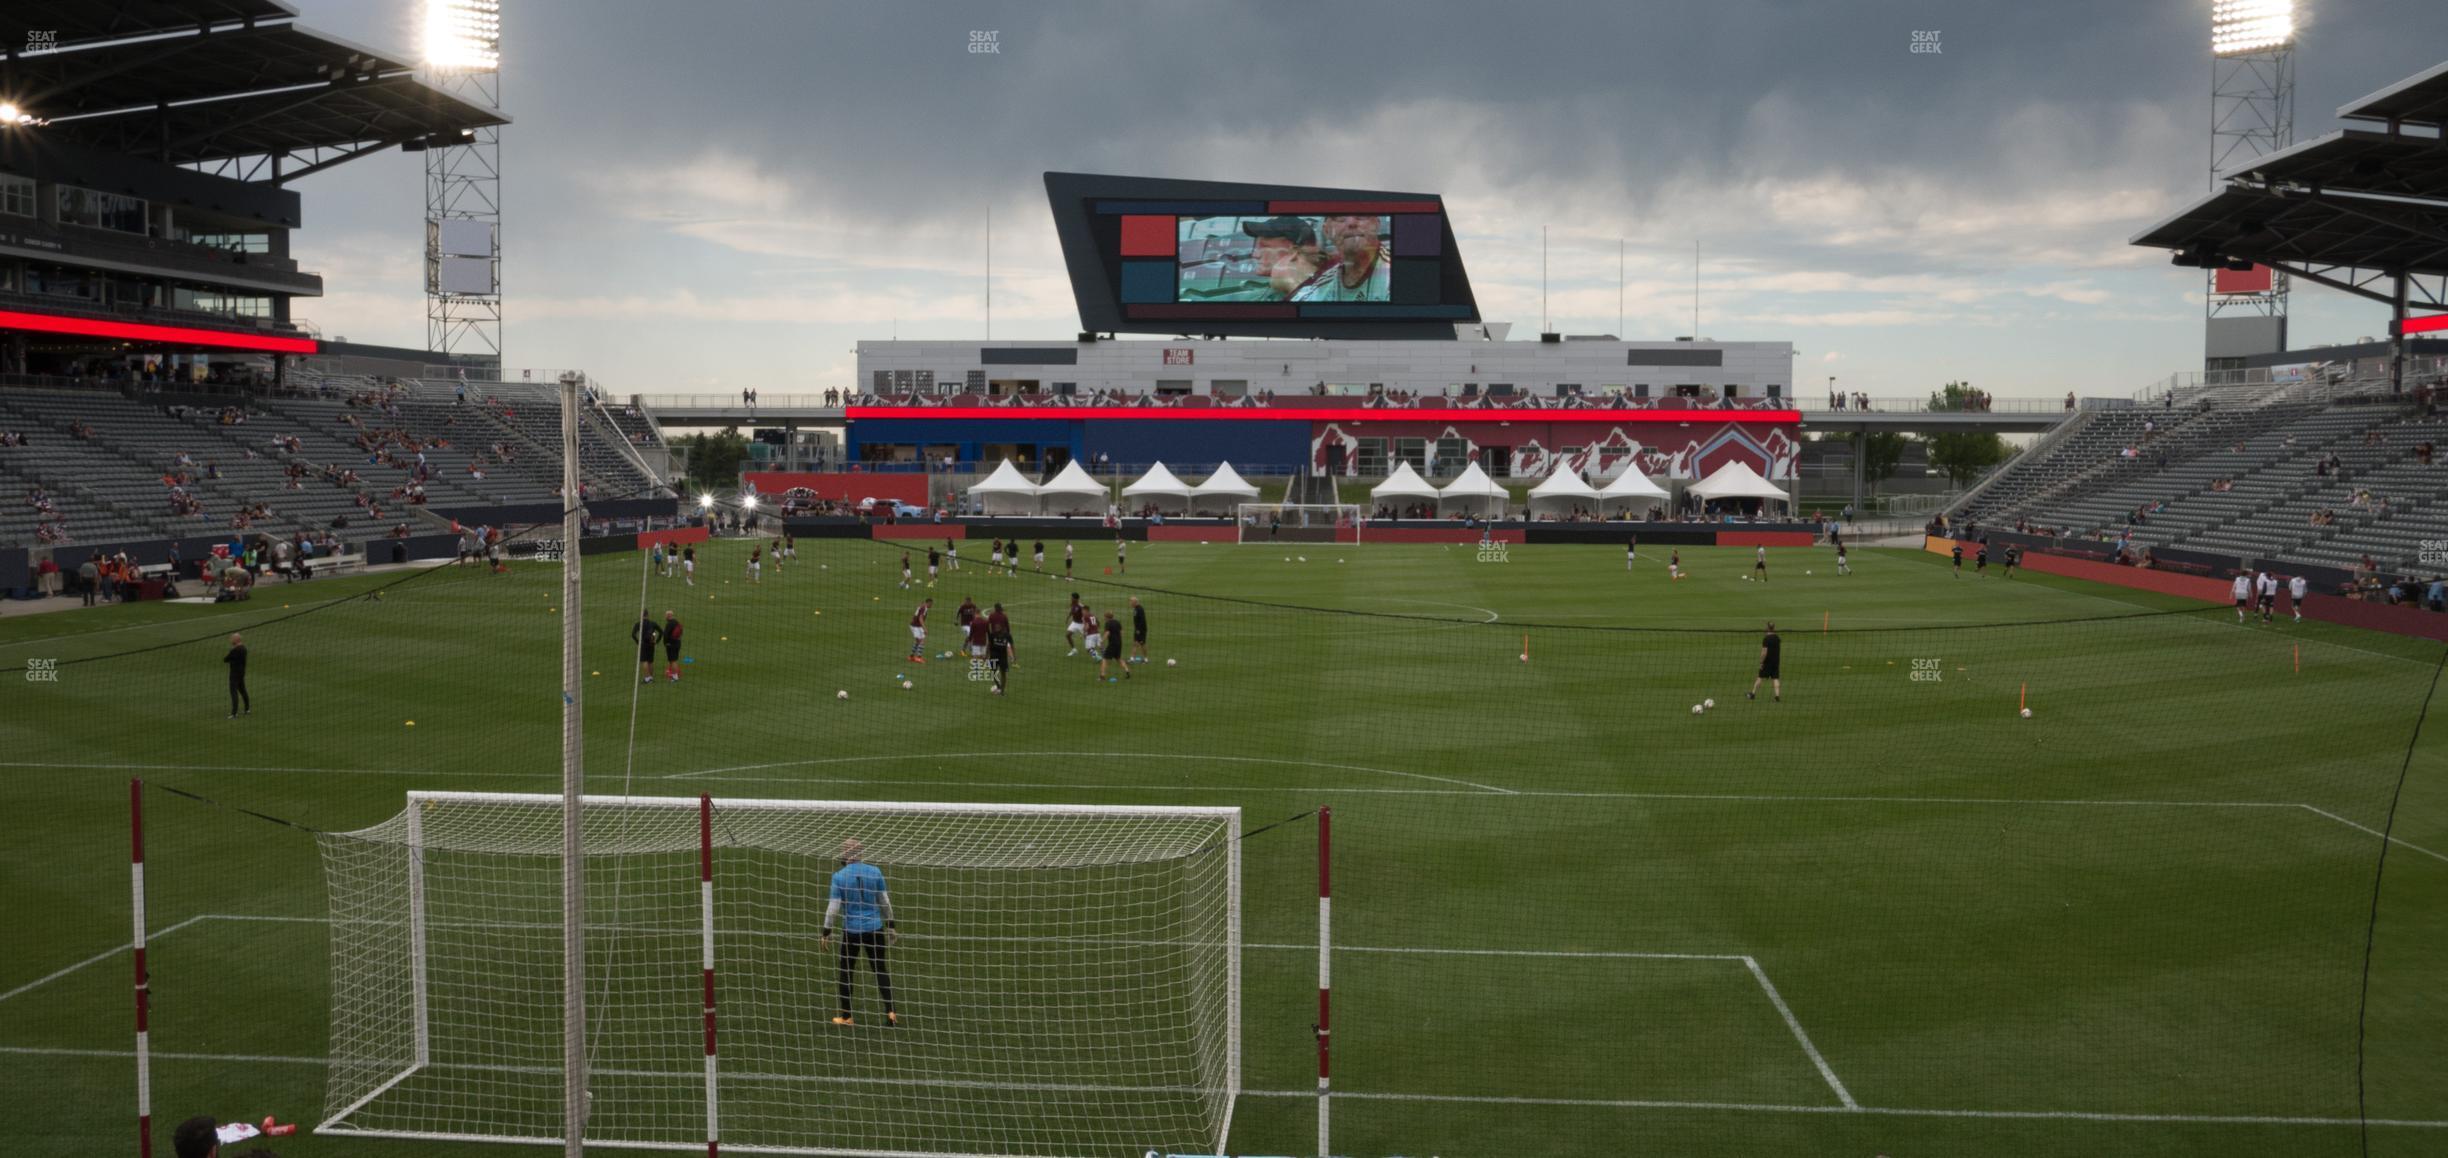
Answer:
[2355,644,2447,1157]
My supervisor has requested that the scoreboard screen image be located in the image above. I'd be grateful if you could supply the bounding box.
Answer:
[1177,214,1390,303]
[1047,172,1481,339]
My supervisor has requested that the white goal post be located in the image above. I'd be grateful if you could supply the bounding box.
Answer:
[316,792,1242,1157]
[1235,503,1365,545]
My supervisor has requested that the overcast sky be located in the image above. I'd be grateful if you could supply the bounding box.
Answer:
[282,0,2448,400]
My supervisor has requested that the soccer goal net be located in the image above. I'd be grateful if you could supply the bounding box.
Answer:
[1236,503,1364,544]
[316,792,1242,1157]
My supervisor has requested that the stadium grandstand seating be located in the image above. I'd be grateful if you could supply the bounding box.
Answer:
[1955,406,2224,527]
[1960,391,2448,575]
[0,377,669,550]
[597,400,665,448]
[445,380,662,497]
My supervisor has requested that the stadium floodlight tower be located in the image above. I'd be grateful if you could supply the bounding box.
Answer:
[423,0,505,369]
[2204,0,2296,374]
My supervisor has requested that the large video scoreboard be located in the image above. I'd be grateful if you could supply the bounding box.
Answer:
[1046,172,1482,339]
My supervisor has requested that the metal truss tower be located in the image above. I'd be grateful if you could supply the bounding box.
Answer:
[2205,3,2295,349]
[424,0,503,368]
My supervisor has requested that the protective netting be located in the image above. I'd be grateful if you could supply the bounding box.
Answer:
[2,527,2443,1158]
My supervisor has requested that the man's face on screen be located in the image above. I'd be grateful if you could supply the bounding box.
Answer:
[1327,216,1378,262]
[1253,236,1315,297]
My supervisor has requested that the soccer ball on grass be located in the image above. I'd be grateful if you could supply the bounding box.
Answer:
[836,690,849,700]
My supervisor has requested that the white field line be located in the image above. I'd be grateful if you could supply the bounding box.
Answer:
[0,915,321,1004]
[1294,943,1742,962]
[8,759,2437,868]
[1742,955,1856,1109]
[665,752,1518,795]
[2297,805,2448,865]
[0,914,209,1004]
[1,912,1735,1003]
[3,1045,2443,1130]
[1243,1088,2448,1128]
[1368,597,1501,625]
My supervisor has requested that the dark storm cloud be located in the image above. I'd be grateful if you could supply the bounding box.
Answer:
[281,0,2448,390]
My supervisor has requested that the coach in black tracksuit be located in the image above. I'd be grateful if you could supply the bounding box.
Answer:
[632,611,662,685]
[224,633,250,718]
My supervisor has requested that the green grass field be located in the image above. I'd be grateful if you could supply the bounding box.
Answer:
[2,537,2444,1157]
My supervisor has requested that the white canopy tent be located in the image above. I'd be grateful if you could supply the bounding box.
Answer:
[965,459,1041,515]
[1686,460,1791,511]
[1370,461,1441,512]
[1120,462,1194,512]
[1189,462,1261,513]
[1436,461,1509,518]
[1035,460,1110,515]
[1525,466,1601,517]
[1595,465,1671,515]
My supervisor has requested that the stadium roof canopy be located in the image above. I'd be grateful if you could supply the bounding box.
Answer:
[2131,185,2448,280]
[3,0,506,175]
[2218,130,2448,200]
[2339,58,2448,128]
[2132,120,2448,299]
[11,0,298,46]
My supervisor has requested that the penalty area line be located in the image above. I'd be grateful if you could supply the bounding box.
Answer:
[2297,804,2448,866]
[1244,1089,2448,1128]
[1743,955,1855,1109]
[0,915,322,1005]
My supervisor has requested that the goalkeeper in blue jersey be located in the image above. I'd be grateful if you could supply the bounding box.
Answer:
[821,837,899,1027]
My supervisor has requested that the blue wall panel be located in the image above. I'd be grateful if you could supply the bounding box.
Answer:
[848,417,1307,472]
[848,418,1083,463]
[1080,420,1307,470]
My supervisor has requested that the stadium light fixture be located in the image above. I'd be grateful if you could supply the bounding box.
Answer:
[741,495,759,510]
[698,494,715,509]
[2211,0,2294,56]
[423,0,501,71]
[0,102,37,127]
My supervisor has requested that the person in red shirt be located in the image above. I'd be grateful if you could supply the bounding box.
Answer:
[908,598,932,662]
[985,602,1015,695]
[965,609,991,673]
